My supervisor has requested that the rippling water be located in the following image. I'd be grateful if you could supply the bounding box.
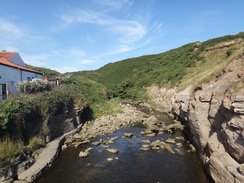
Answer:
[35,112,211,183]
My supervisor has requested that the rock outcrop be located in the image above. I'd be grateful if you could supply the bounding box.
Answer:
[148,56,244,182]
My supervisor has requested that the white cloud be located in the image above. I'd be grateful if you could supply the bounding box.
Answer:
[70,49,86,57]
[59,9,148,45]
[117,45,132,53]
[94,0,134,10]
[21,54,49,67]
[79,59,96,65]
[53,66,79,73]
[0,18,24,37]
[60,10,107,25]
[108,20,147,44]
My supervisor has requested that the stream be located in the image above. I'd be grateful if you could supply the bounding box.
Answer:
[35,110,211,183]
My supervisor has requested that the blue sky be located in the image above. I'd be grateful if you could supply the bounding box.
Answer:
[0,0,243,73]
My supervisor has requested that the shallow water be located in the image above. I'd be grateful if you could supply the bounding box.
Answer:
[35,112,211,183]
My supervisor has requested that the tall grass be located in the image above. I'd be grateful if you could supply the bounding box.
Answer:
[0,137,23,167]
[178,39,244,91]
[91,98,124,119]
[0,136,45,168]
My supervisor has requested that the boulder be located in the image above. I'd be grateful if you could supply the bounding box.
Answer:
[146,125,159,132]
[166,138,175,144]
[79,148,92,158]
[199,91,212,102]
[0,166,13,182]
[144,129,153,134]
[165,122,184,131]
[61,144,68,150]
[239,164,244,176]
[124,133,133,138]
[145,133,156,137]
[209,153,244,183]
[142,139,150,144]
[144,115,158,124]
[73,133,82,141]
[163,143,174,154]
[140,147,150,151]
[150,140,163,147]
[143,116,160,128]
[231,94,244,114]
[106,148,119,154]
[141,144,150,148]
[175,136,185,141]
[110,136,119,141]
[189,144,196,153]
[221,122,244,163]
[92,141,101,146]
[176,143,182,148]
[107,158,113,162]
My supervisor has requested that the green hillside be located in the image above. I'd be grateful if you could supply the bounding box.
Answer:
[69,32,244,99]
[26,64,62,78]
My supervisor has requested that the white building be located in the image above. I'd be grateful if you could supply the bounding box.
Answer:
[0,51,43,100]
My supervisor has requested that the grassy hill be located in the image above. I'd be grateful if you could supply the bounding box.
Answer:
[26,64,62,78]
[69,32,244,100]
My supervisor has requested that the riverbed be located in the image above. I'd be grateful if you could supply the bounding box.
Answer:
[35,110,211,183]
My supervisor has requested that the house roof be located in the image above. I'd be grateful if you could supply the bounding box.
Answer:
[0,56,43,74]
[0,52,16,60]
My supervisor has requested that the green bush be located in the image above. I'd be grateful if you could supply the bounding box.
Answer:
[226,47,236,57]
[60,76,76,85]
[0,97,41,141]
[38,89,74,117]
[17,79,51,94]
[0,99,20,130]
[66,76,108,105]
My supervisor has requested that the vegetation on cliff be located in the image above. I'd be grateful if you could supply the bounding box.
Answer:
[0,76,112,167]
[70,32,244,99]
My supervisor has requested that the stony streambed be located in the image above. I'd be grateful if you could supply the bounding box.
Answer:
[35,105,211,183]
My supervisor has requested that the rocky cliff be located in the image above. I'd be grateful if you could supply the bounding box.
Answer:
[0,104,89,182]
[148,56,244,182]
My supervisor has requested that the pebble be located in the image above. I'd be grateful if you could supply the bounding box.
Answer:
[142,139,150,144]
[107,158,113,161]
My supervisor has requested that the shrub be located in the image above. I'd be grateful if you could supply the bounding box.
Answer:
[16,79,51,94]
[0,99,20,130]
[60,76,76,85]
[37,88,74,117]
[226,47,236,57]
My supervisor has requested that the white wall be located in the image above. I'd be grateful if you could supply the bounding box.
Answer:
[22,70,42,81]
[0,64,42,94]
[0,64,21,93]
[8,52,26,67]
